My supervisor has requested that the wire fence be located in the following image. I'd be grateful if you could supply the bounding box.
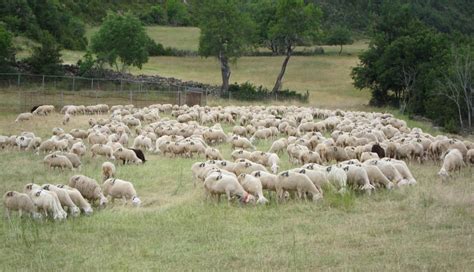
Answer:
[0,73,208,113]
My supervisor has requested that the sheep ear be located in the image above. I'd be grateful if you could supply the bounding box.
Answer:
[199,163,205,167]
[326,166,332,172]
[299,169,306,174]
[333,147,337,151]
[343,166,349,171]
[35,191,41,197]
[217,175,222,180]
[254,171,260,177]
[374,161,378,165]
[43,185,50,190]
[26,184,32,190]
[6,191,13,197]
[238,150,243,154]
[221,161,227,166]
[245,162,251,168]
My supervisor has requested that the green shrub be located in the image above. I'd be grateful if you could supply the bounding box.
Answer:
[225,82,308,102]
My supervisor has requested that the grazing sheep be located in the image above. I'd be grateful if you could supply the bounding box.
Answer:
[232,159,267,176]
[114,147,142,164]
[342,165,375,193]
[56,152,81,169]
[62,113,71,125]
[237,174,268,204]
[88,132,108,145]
[205,147,223,160]
[90,144,115,159]
[438,149,465,181]
[360,152,380,162]
[3,191,41,219]
[203,173,255,204]
[361,164,394,189]
[276,171,322,202]
[69,175,108,207]
[24,184,67,220]
[229,135,255,150]
[383,158,417,185]
[299,150,323,165]
[231,149,252,161]
[251,171,278,193]
[130,148,146,163]
[102,161,116,181]
[102,178,141,206]
[37,139,57,153]
[294,168,327,194]
[43,153,73,170]
[56,185,93,215]
[41,184,80,217]
[365,159,405,185]
[467,149,474,166]
[15,112,33,122]
[371,143,386,158]
[71,142,87,157]
[324,165,348,193]
[268,138,288,154]
[132,135,153,151]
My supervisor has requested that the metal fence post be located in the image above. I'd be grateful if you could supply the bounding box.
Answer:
[72,76,75,91]
[17,74,21,87]
[91,79,94,90]
[42,75,45,89]
[129,90,133,104]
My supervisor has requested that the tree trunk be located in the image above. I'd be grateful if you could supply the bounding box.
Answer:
[339,44,343,55]
[219,52,231,94]
[272,46,292,93]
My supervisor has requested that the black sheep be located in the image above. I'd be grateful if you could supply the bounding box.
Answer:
[371,144,386,158]
[30,105,41,113]
[130,148,146,163]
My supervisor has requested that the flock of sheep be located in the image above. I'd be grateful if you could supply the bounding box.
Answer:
[2,103,473,219]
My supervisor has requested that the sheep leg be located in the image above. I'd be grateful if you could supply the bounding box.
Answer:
[4,208,10,220]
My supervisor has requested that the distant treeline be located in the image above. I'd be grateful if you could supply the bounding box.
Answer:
[1,0,473,50]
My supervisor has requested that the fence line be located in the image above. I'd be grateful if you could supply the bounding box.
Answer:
[0,73,207,113]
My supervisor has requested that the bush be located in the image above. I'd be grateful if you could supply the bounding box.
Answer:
[77,51,96,76]
[0,24,15,72]
[225,82,308,102]
[166,0,191,26]
[26,32,63,75]
[444,118,460,134]
[140,5,168,25]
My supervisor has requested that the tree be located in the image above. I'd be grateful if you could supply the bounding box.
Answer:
[438,46,474,130]
[91,13,149,72]
[27,32,63,75]
[264,0,322,93]
[166,0,190,26]
[197,0,255,93]
[325,26,353,55]
[351,2,449,113]
[0,24,15,72]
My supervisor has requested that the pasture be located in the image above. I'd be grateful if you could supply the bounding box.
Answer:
[0,106,473,271]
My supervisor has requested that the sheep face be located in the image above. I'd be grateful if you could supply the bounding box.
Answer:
[437,168,449,181]
[132,196,141,206]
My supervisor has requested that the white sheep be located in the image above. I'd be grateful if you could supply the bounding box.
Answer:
[237,174,268,204]
[438,149,465,181]
[15,112,33,122]
[90,144,115,159]
[102,161,116,181]
[3,191,41,219]
[205,147,223,160]
[203,173,255,204]
[102,178,141,206]
[71,142,87,157]
[56,185,93,215]
[342,165,375,193]
[69,175,108,207]
[41,184,80,217]
[276,171,322,202]
[114,147,142,164]
[24,184,67,220]
[43,153,73,170]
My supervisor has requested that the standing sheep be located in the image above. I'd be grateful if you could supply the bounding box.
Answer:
[69,175,108,207]
[15,112,33,122]
[237,174,268,204]
[102,178,141,206]
[43,153,73,170]
[56,185,93,215]
[203,173,255,204]
[41,184,80,217]
[438,149,465,181]
[3,191,41,219]
[102,162,116,181]
[276,171,322,202]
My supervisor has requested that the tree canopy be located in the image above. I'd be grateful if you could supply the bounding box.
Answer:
[197,0,255,92]
[325,26,353,55]
[91,13,149,72]
[0,24,15,72]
